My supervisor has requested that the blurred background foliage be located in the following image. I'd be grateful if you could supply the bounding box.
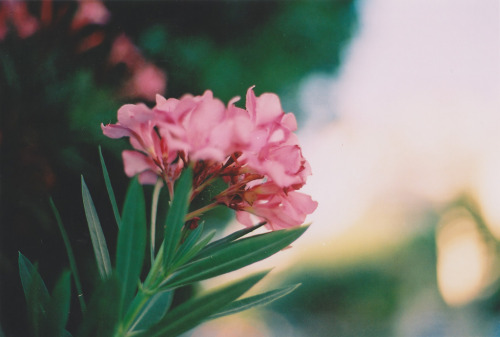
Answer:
[4,1,499,337]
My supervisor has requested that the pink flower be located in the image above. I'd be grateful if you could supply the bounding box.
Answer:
[123,64,166,101]
[0,1,39,40]
[103,86,317,230]
[154,91,241,162]
[102,103,181,188]
[234,86,311,189]
[71,0,110,31]
[109,34,167,101]
[234,182,318,230]
[109,34,142,68]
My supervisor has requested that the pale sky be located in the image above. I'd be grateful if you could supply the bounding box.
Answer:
[299,0,500,247]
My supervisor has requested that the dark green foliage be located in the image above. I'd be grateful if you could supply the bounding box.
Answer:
[44,272,72,337]
[19,254,72,337]
[49,198,86,312]
[162,167,193,270]
[76,276,121,337]
[116,178,147,313]
[210,283,301,320]
[17,174,310,337]
[136,271,270,337]
[81,177,112,280]
[129,290,173,332]
[99,147,122,229]
[164,226,308,289]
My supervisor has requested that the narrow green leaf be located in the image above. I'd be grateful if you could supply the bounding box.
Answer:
[170,230,215,271]
[163,167,192,269]
[18,252,49,304]
[171,222,204,265]
[19,255,74,337]
[76,276,121,337]
[210,283,301,319]
[195,221,266,261]
[137,270,269,337]
[116,178,147,313]
[44,271,71,337]
[49,198,86,313]
[99,146,121,229]
[163,226,308,289]
[81,176,112,280]
[129,290,173,332]
[24,262,50,337]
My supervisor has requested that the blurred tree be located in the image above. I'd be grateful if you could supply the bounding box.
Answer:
[107,0,357,110]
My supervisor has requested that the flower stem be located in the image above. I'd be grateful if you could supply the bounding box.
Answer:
[116,288,152,337]
[185,202,219,220]
[116,245,166,336]
[150,179,163,266]
[191,176,217,201]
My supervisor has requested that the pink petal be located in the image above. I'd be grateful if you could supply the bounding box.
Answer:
[287,191,318,215]
[101,123,131,139]
[138,171,159,185]
[154,96,180,123]
[236,211,265,228]
[122,150,156,177]
[190,147,226,162]
[245,86,257,121]
[117,103,155,126]
[255,93,283,125]
[281,113,298,131]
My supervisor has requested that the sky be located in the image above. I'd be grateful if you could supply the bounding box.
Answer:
[298,0,500,253]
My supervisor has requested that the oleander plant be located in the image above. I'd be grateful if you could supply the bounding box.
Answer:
[18,86,317,337]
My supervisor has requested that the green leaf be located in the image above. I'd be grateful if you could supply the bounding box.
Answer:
[130,290,173,332]
[44,271,72,337]
[81,176,112,280]
[210,283,301,319]
[19,256,73,337]
[18,252,49,305]
[137,270,269,337]
[163,226,308,289]
[170,229,215,271]
[163,167,192,269]
[116,178,147,313]
[194,221,266,261]
[49,198,86,313]
[99,146,121,228]
[171,222,204,265]
[23,261,50,337]
[76,276,121,337]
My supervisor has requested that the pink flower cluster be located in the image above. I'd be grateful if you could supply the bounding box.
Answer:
[109,34,166,101]
[0,0,166,102]
[102,87,317,230]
